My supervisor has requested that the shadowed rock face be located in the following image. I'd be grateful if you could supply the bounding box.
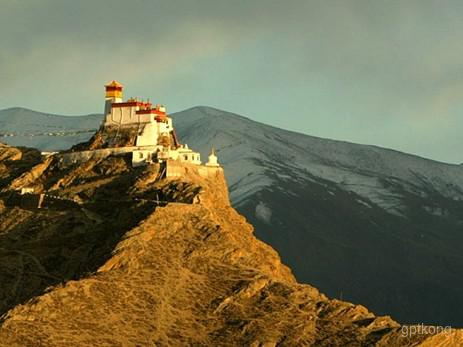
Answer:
[0,144,460,346]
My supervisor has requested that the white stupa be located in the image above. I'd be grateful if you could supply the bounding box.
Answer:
[206,148,220,167]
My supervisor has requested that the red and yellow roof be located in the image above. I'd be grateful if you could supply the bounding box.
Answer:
[105,80,123,88]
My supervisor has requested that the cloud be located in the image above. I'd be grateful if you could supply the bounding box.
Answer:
[0,0,462,162]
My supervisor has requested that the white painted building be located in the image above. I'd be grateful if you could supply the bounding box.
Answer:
[103,81,202,167]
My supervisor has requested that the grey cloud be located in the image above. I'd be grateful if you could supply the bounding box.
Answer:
[1,0,463,162]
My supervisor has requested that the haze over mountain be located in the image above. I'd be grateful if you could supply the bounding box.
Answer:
[0,108,100,151]
[1,106,462,327]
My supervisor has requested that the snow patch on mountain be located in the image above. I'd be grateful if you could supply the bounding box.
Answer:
[255,201,272,224]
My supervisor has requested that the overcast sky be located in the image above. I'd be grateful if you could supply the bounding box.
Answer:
[1,0,463,163]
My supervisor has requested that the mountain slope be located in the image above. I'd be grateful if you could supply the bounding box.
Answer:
[171,107,463,327]
[0,106,462,326]
[0,144,459,346]
[0,108,101,151]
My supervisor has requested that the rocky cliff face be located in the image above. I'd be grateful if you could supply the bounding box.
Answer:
[0,144,460,346]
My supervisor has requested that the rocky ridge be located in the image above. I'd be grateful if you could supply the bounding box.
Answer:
[0,142,460,346]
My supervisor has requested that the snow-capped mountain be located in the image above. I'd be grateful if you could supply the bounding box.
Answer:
[173,107,463,327]
[173,107,463,214]
[1,106,462,326]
